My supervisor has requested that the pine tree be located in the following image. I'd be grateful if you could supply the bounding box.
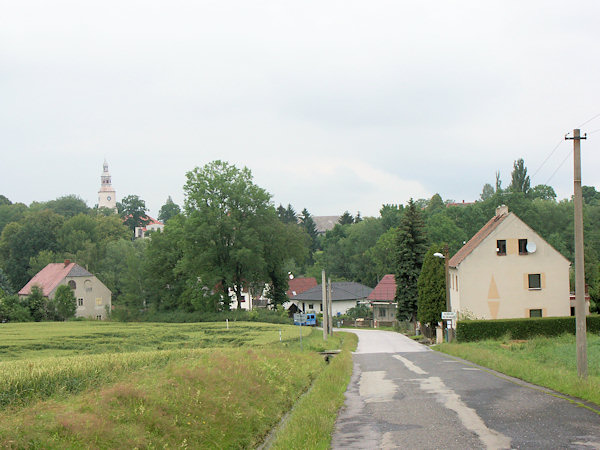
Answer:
[394,198,427,323]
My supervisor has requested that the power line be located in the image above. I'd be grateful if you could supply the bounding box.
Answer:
[530,138,565,179]
[544,148,573,186]
[578,112,600,128]
[587,127,600,135]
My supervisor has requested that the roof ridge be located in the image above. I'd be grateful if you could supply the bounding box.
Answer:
[448,212,508,268]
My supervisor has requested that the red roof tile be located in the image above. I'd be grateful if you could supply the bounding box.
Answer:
[286,277,318,298]
[448,212,509,268]
[368,274,397,301]
[19,262,76,296]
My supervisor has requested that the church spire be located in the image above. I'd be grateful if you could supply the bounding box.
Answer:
[98,160,117,212]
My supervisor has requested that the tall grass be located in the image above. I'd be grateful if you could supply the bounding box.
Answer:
[0,322,314,408]
[0,347,325,449]
[269,331,358,449]
[437,333,600,406]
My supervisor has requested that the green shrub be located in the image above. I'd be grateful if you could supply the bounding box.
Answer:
[456,314,600,342]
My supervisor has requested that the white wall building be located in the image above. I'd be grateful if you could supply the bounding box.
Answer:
[448,205,573,320]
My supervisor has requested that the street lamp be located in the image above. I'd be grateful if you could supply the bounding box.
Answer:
[433,245,451,342]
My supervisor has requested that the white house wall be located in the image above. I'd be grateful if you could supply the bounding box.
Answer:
[51,276,112,320]
[289,299,359,316]
[450,213,570,319]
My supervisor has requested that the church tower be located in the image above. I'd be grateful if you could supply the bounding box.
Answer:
[98,160,117,212]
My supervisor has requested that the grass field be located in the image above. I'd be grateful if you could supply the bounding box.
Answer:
[0,321,354,448]
[0,321,297,360]
[436,333,600,406]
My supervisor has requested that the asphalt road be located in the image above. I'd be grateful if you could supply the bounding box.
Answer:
[331,329,600,449]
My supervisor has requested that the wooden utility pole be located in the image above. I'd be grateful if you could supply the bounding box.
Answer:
[322,270,328,340]
[328,278,333,335]
[444,244,452,342]
[566,128,587,378]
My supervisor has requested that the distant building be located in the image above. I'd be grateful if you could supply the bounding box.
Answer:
[446,200,476,207]
[448,205,572,319]
[98,160,117,212]
[312,216,340,235]
[135,215,165,239]
[288,281,373,316]
[19,260,111,320]
[367,274,398,327]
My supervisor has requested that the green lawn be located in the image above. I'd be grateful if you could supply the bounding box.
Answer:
[436,333,600,406]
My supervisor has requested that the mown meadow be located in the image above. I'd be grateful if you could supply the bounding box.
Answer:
[437,333,600,407]
[0,321,356,449]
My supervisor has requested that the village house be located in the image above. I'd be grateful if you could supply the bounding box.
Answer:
[367,274,398,327]
[19,260,112,320]
[448,205,573,320]
[288,281,373,316]
[134,215,165,239]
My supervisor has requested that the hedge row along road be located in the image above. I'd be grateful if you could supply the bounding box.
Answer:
[331,329,600,449]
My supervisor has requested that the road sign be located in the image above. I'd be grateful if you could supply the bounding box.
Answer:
[294,313,307,324]
[441,311,457,320]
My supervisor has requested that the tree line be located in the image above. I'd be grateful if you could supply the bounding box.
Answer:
[1,158,599,322]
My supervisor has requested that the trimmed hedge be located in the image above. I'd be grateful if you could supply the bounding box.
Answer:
[456,314,600,342]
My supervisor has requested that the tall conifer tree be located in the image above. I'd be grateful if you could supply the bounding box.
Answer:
[394,198,427,322]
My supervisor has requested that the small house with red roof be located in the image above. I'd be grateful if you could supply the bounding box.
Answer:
[19,260,111,320]
[448,205,571,320]
[368,274,398,327]
[135,216,165,239]
[283,277,318,314]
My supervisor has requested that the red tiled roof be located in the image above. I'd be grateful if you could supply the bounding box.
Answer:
[286,277,318,298]
[19,262,77,296]
[446,200,476,207]
[448,212,509,268]
[368,274,396,301]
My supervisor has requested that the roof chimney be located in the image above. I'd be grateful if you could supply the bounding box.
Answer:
[496,205,508,217]
[64,259,71,267]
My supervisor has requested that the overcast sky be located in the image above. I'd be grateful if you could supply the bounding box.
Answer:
[2,1,600,218]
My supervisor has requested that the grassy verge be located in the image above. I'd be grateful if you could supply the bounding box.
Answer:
[0,347,324,449]
[436,333,600,405]
[269,331,358,449]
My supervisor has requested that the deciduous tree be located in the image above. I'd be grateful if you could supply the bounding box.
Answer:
[158,196,181,223]
[118,195,148,236]
[509,158,530,194]
[53,284,77,320]
[183,161,273,310]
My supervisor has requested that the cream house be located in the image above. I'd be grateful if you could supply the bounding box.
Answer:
[19,260,112,320]
[448,205,571,319]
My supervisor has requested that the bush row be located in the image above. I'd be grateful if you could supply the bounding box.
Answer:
[456,314,600,342]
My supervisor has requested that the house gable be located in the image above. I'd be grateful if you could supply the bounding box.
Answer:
[449,208,571,319]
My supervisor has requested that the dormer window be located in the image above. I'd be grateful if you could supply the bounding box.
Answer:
[496,240,506,256]
[519,239,528,255]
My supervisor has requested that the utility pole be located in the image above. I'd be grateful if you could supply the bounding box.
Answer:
[444,244,452,342]
[322,270,328,340]
[328,277,333,335]
[566,128,587,379]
